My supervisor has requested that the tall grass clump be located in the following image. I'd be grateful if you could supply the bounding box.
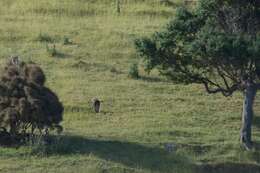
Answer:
[36,33,54,43]
[46,44,58,57]
[128,62,139,79]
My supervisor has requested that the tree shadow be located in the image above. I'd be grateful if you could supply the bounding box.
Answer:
[3,134,260,173]
[35,135,260,173]
[253,116,260,129]
[33,135,193,173]
[197,162,260,173]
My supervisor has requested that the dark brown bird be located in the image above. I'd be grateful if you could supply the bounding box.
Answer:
[92,98,101,113]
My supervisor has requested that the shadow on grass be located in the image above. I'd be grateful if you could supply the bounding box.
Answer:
[33,135,193,173]
[253,116,260,129]
[3,134,260,173]
[197,162,260,173]
[50,51,71,59]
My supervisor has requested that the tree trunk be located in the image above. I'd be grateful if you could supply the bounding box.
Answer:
[240,82,257,146]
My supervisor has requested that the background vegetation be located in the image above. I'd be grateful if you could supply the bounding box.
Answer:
[0,0,260,172]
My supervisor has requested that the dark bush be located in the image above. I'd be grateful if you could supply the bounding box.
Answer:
[128,63,139,79]
[0,57,63,145]
[63,36,73,45]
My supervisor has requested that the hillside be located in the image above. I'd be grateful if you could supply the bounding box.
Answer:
[0,1,260,173]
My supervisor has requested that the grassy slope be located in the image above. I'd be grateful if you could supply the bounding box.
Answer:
[0,0,260,173]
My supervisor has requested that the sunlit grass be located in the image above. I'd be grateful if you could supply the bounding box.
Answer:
[0,0,260,173]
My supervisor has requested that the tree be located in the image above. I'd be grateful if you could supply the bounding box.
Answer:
[135,0,260,150]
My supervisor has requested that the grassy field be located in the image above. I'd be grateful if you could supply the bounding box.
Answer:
[1,0,260,173]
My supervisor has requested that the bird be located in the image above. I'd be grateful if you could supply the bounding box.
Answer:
[92,98,101,113]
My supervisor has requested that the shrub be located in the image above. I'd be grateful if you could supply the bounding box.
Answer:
[0,58,64,145]
[63,36,73,45]
[128,63,139,79]
[46,44,58,57]
[37,33,54,43]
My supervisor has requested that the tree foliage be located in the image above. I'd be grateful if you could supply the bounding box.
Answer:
[0,58,63,145]
[135,0,260,96]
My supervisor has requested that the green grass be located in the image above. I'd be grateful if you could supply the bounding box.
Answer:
[1,0,260,173]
